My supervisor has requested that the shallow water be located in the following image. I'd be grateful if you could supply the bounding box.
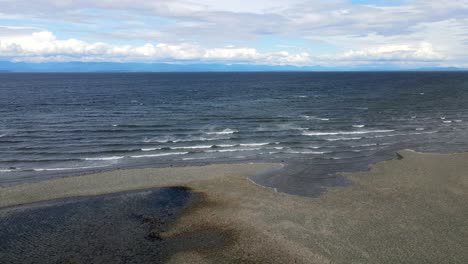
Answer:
[1,72,468,194]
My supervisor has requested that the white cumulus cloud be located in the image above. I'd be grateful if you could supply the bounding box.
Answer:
[0,30,314,65]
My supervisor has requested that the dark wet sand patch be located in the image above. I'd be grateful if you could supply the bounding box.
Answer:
[0,187,233,264]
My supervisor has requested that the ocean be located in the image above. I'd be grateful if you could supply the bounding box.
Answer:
[1,72,468,194]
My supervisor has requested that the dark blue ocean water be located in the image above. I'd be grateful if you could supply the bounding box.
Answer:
[1,72,468,192]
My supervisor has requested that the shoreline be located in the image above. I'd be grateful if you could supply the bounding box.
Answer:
[0,162,283,208]
[1,150,468,263]
[0,156,277,187]
[1,149,466,208]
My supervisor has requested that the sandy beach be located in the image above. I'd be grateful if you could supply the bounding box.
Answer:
[1,150,468,263]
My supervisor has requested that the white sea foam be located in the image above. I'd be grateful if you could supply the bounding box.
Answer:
[144,136,230,143]
[411,131,437,135]
[351,143,377,148]
[0,134,6,138]
[303,130,394,136]
[206,128,238,135]
[256,124,306,132]
[182,157,208,161]
[415,128,425,131]
[240,143,270,147]
[325,137,362,141]
[142,148,161,151]
[216,144,236,147]
[172,145,213,150]
[287,151,326,154]
[33,166,106,172]
[183,137,230,142]
[131,152,188,158]
[352,125,365,128]
[205,148,262,153]
[84,156,124,161]
[302,116,330,121]
[143,137,174,143]
[373,131,437,138]
[443,120,452,123]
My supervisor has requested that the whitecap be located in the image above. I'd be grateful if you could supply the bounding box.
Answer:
[144,136,229,143]
[179,137,229,142]
[325,137,362,141]
[373,131,437,138]
[302,116,329,121]
[143,136,174,143]
[84,156,124,161]
[182,157,208,161]
[287,151,326,154]
[206,128,238,135]
[205,148,261,153]
[351,143,377,148]
[352,125,365,128]
[172,145,213,150]
[443,120,452,123]
[415,128,425,131]
[131,152,188,158]
[303,130,394,136]
[216,144,236,147]
[239,143,269,147]
[33,165,106,172]
[142,148,161,151]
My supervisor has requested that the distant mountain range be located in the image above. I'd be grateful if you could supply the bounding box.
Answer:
[0,61,466,72]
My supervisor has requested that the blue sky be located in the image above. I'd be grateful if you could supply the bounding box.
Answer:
[0,0,467,68]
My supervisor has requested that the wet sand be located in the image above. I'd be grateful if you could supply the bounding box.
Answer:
[0,163,282,208]
[1,151,468,263]
[0,187,197,264]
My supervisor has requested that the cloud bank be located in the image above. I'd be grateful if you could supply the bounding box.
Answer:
[0,0,467,67]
